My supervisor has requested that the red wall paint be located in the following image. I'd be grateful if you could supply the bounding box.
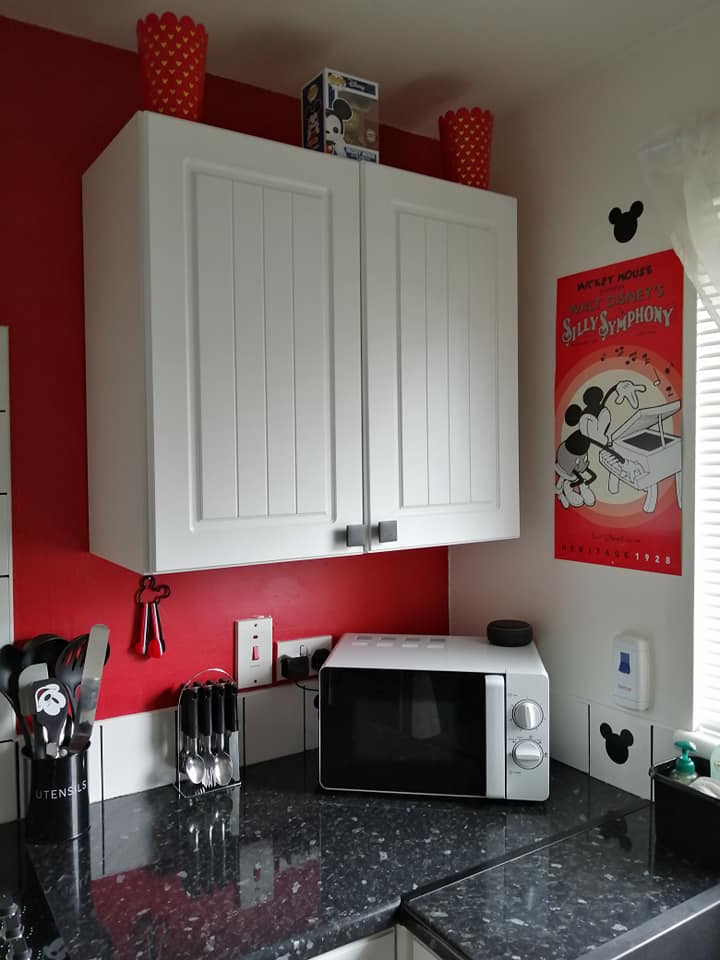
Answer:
[0,17,448,719]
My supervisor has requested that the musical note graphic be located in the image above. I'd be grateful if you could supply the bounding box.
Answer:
[652,367,661,385]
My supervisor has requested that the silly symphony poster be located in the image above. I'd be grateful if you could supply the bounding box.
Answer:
[554,249,684,575]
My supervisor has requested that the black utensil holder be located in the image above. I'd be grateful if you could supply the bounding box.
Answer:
[24,747,90,843]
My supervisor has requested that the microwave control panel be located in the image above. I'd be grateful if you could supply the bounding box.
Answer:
[505,672,549,801]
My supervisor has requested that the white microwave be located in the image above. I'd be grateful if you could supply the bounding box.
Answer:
[318,633,549,801]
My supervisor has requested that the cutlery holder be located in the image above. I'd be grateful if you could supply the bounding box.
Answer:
[175,667,242,799]
[24,746,90,843]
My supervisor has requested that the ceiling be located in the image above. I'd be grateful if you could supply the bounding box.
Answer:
[2,0,717,136]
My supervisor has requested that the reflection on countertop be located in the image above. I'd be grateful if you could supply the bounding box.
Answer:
[406,806,720,960]
[27,753,649,960]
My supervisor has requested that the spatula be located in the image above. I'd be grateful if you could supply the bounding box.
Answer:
[68,624,109,753]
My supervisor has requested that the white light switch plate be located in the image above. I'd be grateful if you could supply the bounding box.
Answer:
[235,616,273,689]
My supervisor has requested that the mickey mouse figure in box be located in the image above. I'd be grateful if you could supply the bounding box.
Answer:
[325,98,353,157]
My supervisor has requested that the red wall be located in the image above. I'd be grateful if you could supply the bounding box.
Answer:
[0,17,448,719]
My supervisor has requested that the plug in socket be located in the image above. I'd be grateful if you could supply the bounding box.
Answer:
[236,617,273,689]
[275,635,332,683]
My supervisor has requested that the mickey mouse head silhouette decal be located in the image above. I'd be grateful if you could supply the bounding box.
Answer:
[608,201,644,243]
[600,723,634,764]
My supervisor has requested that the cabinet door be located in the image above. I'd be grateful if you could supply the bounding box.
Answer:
[363,164,518,551]
[144,114,363,571]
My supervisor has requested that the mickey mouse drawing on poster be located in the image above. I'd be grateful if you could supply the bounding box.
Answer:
[325,97,352,157]
[555,379,647,509]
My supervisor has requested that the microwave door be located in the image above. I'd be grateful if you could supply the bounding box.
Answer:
[485,674,506,799]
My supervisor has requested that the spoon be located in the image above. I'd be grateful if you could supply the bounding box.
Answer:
[198,684,215,788]
[180,686,204,786]
[211,682,233,787]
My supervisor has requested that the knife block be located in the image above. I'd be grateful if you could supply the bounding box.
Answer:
[23,747,90,843]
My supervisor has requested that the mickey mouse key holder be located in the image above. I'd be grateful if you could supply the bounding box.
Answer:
[136,575,171,658]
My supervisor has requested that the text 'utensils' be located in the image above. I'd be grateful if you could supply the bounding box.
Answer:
[135,575,171,658]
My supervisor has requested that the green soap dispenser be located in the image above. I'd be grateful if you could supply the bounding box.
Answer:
[671,739,698,784]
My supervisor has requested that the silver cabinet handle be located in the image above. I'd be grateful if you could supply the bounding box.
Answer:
[346,524,365,548]
[377,520,398,543]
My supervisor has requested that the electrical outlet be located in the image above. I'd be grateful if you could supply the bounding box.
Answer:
[235,616,273,689]
[275,635,332,683]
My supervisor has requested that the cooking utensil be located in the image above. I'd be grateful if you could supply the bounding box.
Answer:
[68,624,109,753]
[19,633,68,675]
[0,644,31,751]
[211,682,233,787]
[198,684,214,788]
[18,663,49,717]
[18,664,50,756]
[31,679,69,759]
[179,686,204,785]
[224,681,240,783]
[55,629,111,719]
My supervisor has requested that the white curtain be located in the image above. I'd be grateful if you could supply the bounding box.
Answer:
[640,112,720,325]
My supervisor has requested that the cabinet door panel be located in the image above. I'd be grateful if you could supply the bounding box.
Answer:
[234,180,269,517]
[195,173,239,520]
[363,163,518,550]
[146,116,363,570]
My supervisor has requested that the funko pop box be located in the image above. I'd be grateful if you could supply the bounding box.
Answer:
[302,69,379,162]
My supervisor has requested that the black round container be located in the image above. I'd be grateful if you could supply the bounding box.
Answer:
[24,747,90,843]
[487,619,533,647]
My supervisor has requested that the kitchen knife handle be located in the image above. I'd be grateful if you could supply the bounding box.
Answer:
[211,682,226,737]
[180,687,198,740]
[198,684,212,738]
[224,682,239,733]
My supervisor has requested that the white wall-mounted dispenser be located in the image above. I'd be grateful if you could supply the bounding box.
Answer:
[613,633,650,711]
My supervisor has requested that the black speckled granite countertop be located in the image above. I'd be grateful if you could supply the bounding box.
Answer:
[24,752,712,960]
[405,806,720,960]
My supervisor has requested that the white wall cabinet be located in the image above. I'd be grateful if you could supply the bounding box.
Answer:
[363,163,518,551]
[83,112,517,573]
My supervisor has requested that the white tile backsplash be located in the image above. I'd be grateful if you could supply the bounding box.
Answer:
[100,707,176,799]
[550,693,589,772]
[244,683,305,765]
[1,672,680,821]
[303,685,319,750]
[589,703,652,799]
[651,723,678,768]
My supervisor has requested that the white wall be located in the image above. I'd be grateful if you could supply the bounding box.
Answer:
[450,6,720,741]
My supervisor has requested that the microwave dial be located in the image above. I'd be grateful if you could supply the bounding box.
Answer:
[511,699,544,730]
[512,739,544,770]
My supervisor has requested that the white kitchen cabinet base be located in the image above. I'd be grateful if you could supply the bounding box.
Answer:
[312,930,395,960]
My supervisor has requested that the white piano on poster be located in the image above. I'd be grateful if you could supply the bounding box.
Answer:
[599,399,682,514]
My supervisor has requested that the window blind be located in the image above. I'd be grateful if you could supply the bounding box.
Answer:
[694,272,720,731]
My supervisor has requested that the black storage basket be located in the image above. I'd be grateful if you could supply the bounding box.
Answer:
[651,757,720,867]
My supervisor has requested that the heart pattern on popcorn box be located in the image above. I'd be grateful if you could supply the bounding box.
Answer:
[438,107,494,189]
[136,12,208,121]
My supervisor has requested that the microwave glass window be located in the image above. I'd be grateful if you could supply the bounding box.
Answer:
[320,668,487,795]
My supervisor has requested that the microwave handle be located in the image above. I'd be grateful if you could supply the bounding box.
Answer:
[485,674,506,799]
